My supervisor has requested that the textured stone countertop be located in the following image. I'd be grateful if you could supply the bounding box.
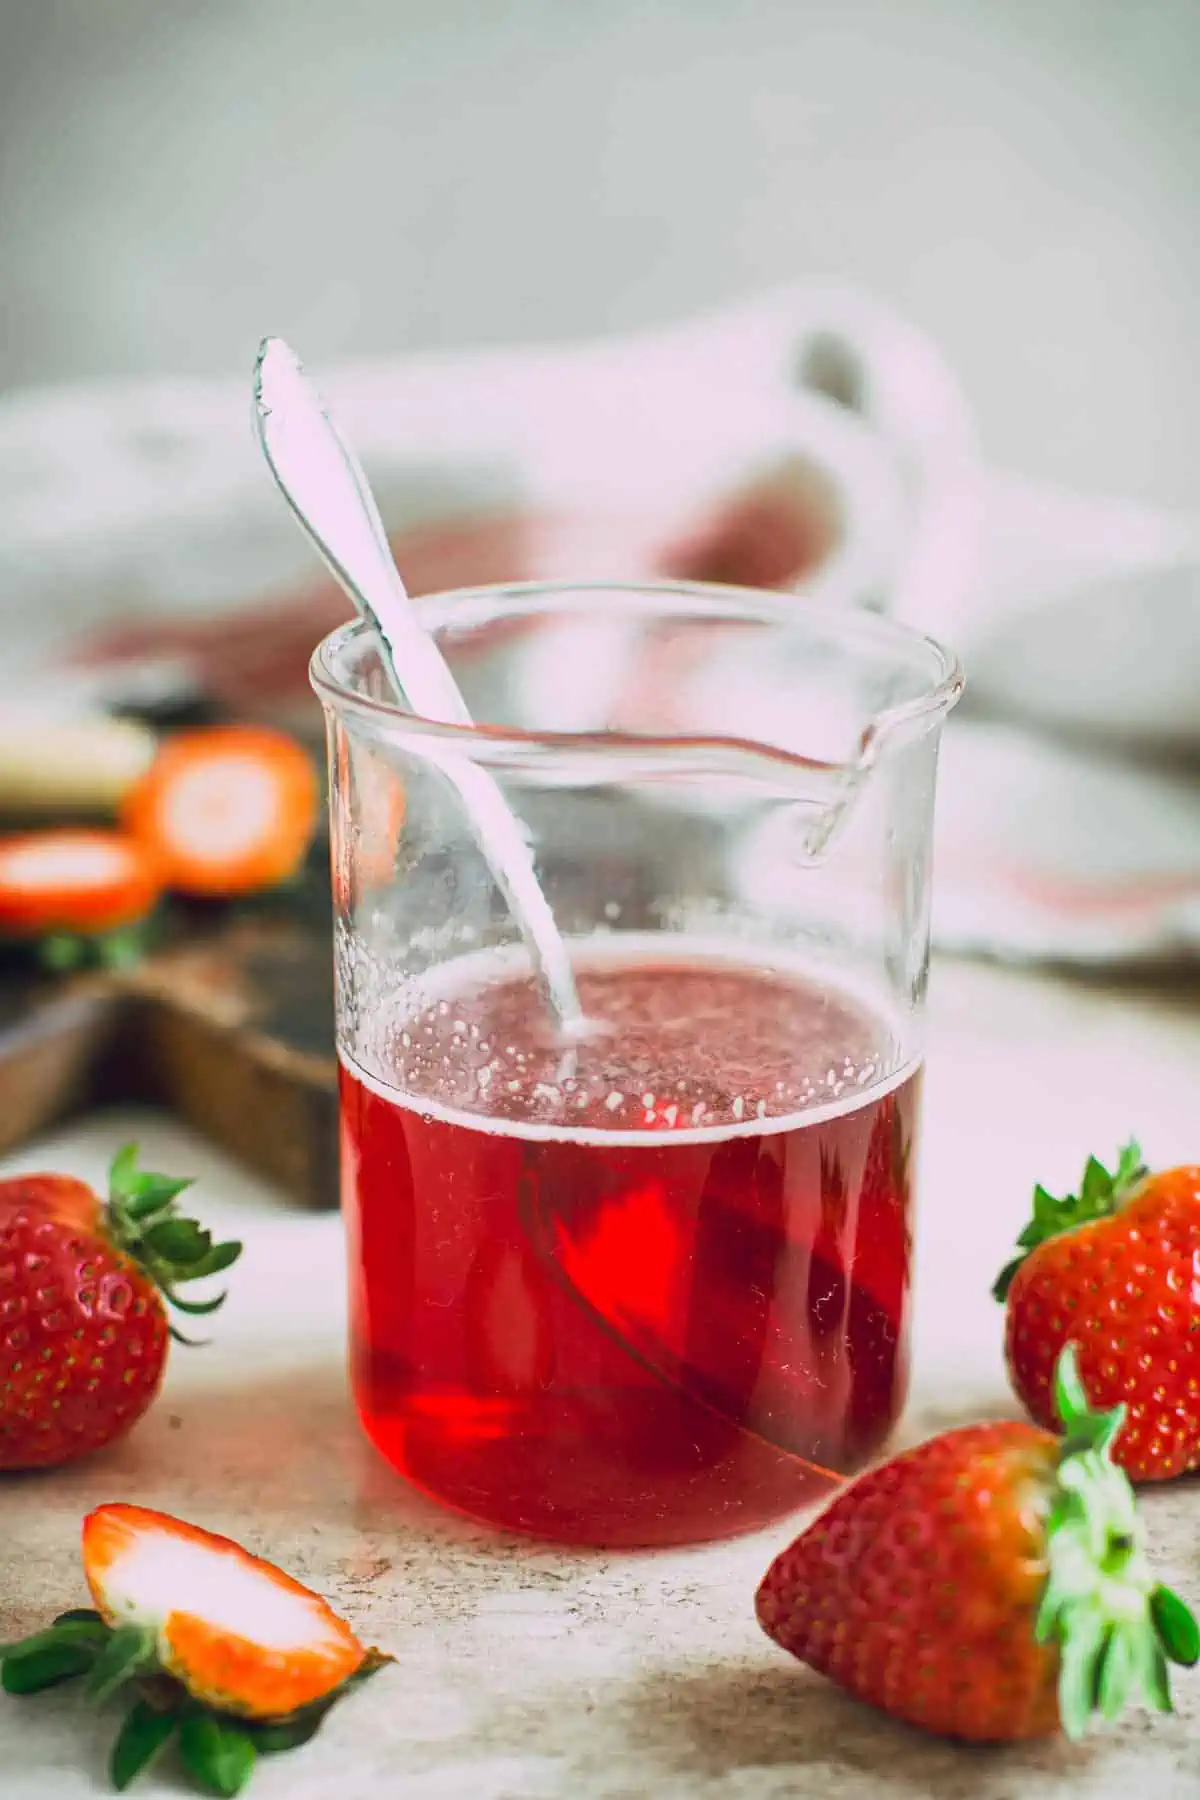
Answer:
[3,957,1199,1799]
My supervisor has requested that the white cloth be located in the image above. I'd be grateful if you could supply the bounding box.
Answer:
[0,282,1196,963]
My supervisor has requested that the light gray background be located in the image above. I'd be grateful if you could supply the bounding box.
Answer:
[1,1,1197,506]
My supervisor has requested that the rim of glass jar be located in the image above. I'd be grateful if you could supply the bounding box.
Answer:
[309,578,963,775]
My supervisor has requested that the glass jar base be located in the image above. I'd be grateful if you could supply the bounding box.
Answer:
[353,1382,897,1549]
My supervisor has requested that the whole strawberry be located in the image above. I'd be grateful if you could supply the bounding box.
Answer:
[995,1142,1200,1481]
[756,1347,1198,1743]
[0,1147,240,1470]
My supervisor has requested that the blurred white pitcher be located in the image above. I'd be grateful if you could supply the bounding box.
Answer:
[0,279,1198,751]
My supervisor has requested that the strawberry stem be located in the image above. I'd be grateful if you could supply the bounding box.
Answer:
[1038,1345,1197,1737]
[111,1701,179,1793]
[178,1713,257,1798]
[0,1610,392,1793]
[0,1616,109,1692]
[86,1626,157,1706]
[34,920,159,974]
[993,1142,1147,1302]
[103,1145,242,1333]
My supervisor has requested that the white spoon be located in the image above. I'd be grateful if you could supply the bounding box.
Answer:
[252,336,586,1040]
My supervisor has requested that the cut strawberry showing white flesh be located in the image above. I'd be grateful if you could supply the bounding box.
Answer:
[1,1504,390,1797]
[84,1504,368,1720]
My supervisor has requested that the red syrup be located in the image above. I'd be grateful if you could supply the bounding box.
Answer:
[339,942,919,1547]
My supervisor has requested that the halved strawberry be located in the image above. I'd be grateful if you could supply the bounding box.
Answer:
[122,726,318,899]
[83,1505,370,1720]
[1,1504,390,1796]
[0,828,162,937]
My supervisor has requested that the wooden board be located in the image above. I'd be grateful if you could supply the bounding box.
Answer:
[0,833,340,1210]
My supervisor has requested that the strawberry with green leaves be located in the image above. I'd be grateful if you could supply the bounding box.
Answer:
[0,1146,241,1469]
[995,1143,1200,1481]
[756,1346,1198,1742]
[1,1503,390,1795]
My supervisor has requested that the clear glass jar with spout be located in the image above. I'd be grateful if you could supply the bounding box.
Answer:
[313,581,962,1548]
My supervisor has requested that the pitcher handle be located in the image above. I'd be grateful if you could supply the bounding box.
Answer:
[675,280,985,639]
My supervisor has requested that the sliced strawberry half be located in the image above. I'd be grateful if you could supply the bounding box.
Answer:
[83,1505,370,1720]
[121,725,318,899]
[1,1504,390,1796]
[0,828,162,937]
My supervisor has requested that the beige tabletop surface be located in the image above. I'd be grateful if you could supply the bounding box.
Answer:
[2,954,1198,1799]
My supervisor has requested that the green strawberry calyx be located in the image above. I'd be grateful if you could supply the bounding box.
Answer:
[102,1144,243,1345]
[0,1611,390,1795]
[1040,1344,1199,1737]
[992,1141,1147,1303]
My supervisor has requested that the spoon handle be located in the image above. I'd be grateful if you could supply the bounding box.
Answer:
[252,338,584,1039]
[253,339,470,724]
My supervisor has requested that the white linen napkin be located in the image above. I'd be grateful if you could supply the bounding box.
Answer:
[0,282,1195,964]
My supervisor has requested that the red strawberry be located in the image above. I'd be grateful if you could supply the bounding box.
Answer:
[0,1172,102,1234]
[1,1503,390,1795]
[0,1146,241,1470]
[756,1347,1198,1743]
[995,1143,1200,1481]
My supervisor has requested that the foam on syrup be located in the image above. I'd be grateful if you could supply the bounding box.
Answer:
[342,932,918,1148]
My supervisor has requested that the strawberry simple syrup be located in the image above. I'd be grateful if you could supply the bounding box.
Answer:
[339,941,918,1547]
